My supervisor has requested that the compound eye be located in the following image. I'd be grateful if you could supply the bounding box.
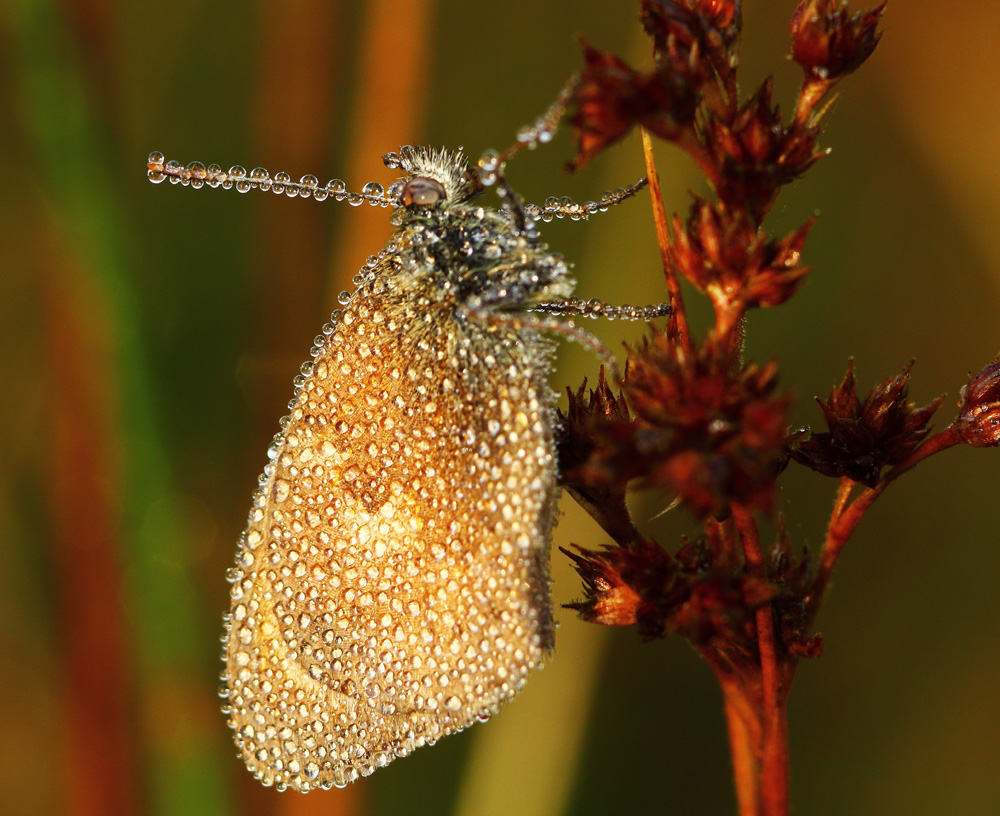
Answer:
[402,177,446,207]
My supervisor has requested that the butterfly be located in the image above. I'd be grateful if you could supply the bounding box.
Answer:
[148,105,665,790]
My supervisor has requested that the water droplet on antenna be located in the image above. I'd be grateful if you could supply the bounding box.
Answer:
[327,179,347,201]
[362,182,384,204]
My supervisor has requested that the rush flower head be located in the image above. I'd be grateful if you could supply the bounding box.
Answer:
[787,361,943,487]
[563,538,773,643]
[567,41,698,171]
[558,367,632,476]
[769,525,823,659]
[556,369,646,547]
[641,0,742,85]
[703,80,826,220]
[790,0,887,81]
[582,332,791,519]
[642,0,742,53]
[954,356,1000,448]
[672,196,813,311]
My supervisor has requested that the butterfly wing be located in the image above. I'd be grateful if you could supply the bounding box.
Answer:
[223,272,558,790]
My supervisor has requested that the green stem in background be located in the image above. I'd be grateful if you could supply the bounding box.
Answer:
[4,1,233,813]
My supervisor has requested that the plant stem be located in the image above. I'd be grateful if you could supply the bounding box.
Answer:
[759,693,789,816]
[831,476,853,525]
[702,648,763,816]
[722,687,760,816]
[641,127,692,353]
[806,427,962,624]
[733,503,789,816]
[793,77,833,129]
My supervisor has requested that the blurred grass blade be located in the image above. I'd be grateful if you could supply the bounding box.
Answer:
[5,0,234,813]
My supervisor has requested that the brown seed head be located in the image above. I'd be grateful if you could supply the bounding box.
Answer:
[582,333,791,519]
[790,0,887,81]
[705,80,825,220]
[787,360,943,486]
[955,356,1000,447]
[671,196,813,311]
[641,0,742,83]
[567,41,699,171]
[564,537,773,644]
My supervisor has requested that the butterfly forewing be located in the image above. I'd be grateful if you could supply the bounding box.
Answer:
[223,174,564,789]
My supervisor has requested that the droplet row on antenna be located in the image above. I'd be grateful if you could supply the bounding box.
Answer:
[532,296,672,322]
[477,73,582,186]
[525,177,650,222]
[146,151,402,207]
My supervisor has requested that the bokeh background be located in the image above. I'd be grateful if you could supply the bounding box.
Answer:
[3,1,1000,814]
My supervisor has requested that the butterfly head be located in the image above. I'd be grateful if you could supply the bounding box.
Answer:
[385,146,484,211]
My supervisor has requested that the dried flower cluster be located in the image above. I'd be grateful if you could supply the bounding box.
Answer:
[786,361,943,487]
[554,2,1000,814]
[571,336,791,520]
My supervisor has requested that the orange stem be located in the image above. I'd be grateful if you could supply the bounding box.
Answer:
[701,647,763,816]
[807,427,963,624]
[722,686,761,816]
[793,76,834,130]
[733,503,789,816]
[641,128,692,353]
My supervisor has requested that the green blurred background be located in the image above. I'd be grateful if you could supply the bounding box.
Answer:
[3,1,999,814]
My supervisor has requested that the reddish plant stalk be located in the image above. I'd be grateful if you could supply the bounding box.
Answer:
[733,503,788,816]
[641,128,692,353]
[717,670,762,816]
[806,426,963,624]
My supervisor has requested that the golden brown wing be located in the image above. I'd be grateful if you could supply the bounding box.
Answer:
[222,277,559,790]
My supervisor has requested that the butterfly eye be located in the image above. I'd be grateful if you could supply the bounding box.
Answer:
[402,176,447,207]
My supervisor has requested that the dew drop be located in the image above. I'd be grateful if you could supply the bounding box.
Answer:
[387,180,405,201]
[326,179,347,201]
[165,159,181,184]
[362,182,385,204]
[251,167,272,191]
[479,149,499,173]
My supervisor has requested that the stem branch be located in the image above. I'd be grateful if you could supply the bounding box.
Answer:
[806,426,963,623]
[641,128,693,354]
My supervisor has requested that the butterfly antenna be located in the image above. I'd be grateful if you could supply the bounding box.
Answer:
[146,151,401,208]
